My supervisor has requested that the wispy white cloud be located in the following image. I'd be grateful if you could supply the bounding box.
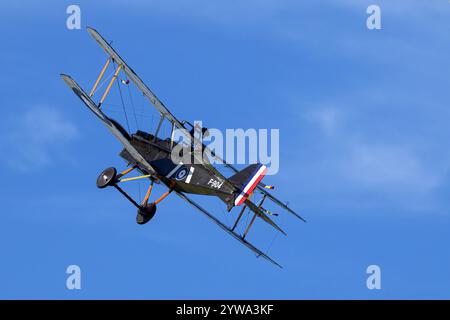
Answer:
[0,106,79,172]
[113,0,448,56]
[305,108,339,137]
[289,98,449,213]
[344,142,439,194]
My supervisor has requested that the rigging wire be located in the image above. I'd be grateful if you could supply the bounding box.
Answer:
[150,107,155,132]
[264,192,280,255]
[90,69,115,97]
[95,106,155,119]
[266,231,279,256]
[240,205,251,236]
[110,61,131,133]
[142,92,148,130]
[126,81,139,130]
[125,86,142,202]
[115,72,131,133]
[113,63,141,200]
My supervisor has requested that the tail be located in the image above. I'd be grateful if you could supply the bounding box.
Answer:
[226,164,306,225]
[229,164,267,206]
[228,164,286,236]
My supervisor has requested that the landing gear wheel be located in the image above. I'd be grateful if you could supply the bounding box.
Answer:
[96,167,117,189]
[136,203,157,225]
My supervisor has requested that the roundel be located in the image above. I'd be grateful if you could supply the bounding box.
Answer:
[175,167,188,181]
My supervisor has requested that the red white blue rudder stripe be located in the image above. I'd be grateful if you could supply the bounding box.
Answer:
[234,164,268,206]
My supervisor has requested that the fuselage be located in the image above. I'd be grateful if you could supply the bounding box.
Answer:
[119,130,236,206]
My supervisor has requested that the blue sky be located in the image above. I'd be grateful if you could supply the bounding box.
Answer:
[1,0,450,299]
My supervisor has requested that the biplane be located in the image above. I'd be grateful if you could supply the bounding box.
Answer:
[61,27,305,268]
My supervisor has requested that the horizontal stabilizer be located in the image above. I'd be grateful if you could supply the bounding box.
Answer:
[244,199,287,236]
[261,190,307,223]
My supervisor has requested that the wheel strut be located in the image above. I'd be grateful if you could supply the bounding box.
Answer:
[113,184,141,209]
[96,166,174,225]
[136,179,157,225]
[96,166,158,225]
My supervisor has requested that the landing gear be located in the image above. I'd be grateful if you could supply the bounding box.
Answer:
[96,167,117,188]
[96,166,173,225]
[137,203,157,225]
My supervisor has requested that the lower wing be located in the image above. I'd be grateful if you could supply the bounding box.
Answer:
[175,191,282,268]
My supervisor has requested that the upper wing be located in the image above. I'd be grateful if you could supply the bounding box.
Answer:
[87,27,178,125]
[86,27,234,189]
[175,191,282,268]
[60,74,156,175]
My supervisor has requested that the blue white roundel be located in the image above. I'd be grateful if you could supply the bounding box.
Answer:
[175,167,188,181]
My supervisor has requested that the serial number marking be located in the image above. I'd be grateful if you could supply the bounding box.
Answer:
[207,178,224,189]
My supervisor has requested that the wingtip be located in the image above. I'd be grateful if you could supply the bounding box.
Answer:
[258,254,283,269]
[60,74,73,85]
[273,223,287,237]
[292,211,307,223]
[272,261,283,269]
[86,26,100,38]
